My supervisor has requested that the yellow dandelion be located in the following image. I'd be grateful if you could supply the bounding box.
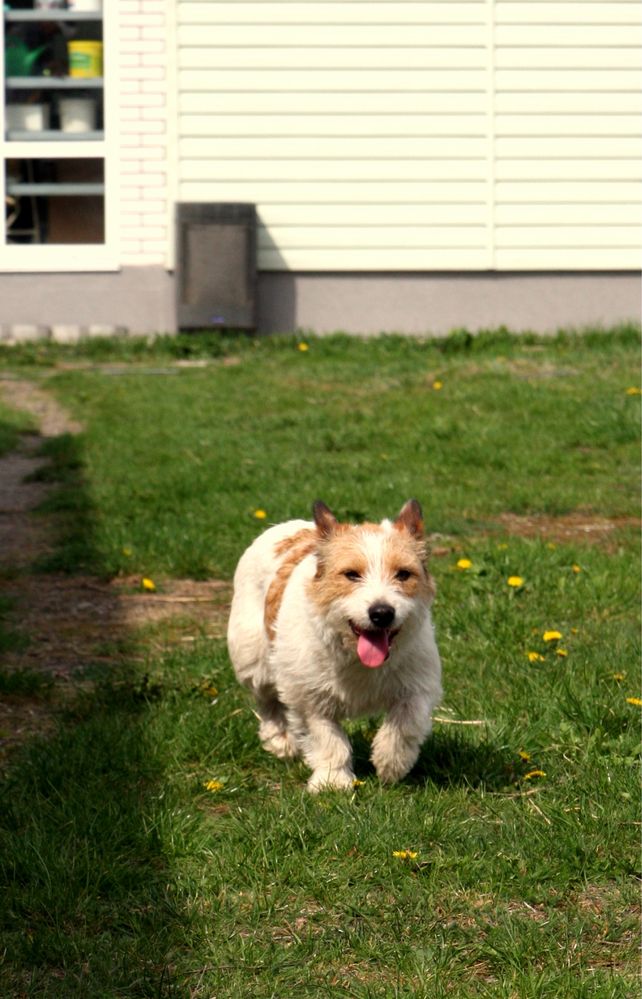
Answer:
[625,386,641,395]
[572,565,582,574]
[555,648,569,657]
[141,577,156,592]
[204,779,224,792]
[432,380,443,391]
[393,850,418,860]
[523,769,546,780]
[626,697,642,707]
[527,651,545,663]
[202,685,218,699]
[352,779,366,788]
[611,672,625,682]
[254,509,267,520]
[518,750,531,762]
[543,630,562,642]
[497,543,509,550]
[457,558,472,570]
[507,576,524,588]
[297,341,309,352]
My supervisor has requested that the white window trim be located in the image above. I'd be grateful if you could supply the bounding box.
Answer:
[0,5,119,271]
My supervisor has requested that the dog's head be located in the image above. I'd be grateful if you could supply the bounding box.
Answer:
[309,500,435,667]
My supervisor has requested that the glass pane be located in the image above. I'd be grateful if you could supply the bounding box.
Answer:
[5,158,104,244]
[4,10,104,138]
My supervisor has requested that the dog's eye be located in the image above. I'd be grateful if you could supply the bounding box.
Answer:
[343,570,362,582]
[395,569,413,582]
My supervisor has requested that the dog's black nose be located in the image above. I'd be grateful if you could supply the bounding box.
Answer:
[368,603,396,629]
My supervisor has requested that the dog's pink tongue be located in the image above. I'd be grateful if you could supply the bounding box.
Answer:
[357,630,389,668]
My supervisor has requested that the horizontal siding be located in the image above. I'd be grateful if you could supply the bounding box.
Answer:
[176,0,642,271]
[178,3,487,26]
[494,0,641,270]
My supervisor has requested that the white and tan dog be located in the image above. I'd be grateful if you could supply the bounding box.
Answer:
[227,500,442,791]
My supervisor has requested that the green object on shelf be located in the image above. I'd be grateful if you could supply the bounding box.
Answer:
[4,40,47,77]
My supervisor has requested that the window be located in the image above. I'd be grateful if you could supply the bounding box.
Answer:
[1,0,117,269]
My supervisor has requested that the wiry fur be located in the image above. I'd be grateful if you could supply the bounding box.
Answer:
[227,500,442,791]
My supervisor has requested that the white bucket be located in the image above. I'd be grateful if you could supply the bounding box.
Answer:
[6,103,50,132]
[67,0,102,10]
[59,97,97,133]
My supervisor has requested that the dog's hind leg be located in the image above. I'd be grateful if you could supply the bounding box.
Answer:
[254,685,299,759]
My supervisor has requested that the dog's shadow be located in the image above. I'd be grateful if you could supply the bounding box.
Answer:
[350,724,516,792]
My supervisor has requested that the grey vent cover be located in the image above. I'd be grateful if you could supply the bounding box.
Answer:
[176,203,257,330]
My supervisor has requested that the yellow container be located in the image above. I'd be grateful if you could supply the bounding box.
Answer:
[68,40,103,78]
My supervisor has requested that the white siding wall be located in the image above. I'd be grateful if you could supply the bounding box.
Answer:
[176,1,642,272]
[117,0,172,266]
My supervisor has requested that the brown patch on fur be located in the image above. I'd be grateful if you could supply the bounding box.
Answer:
[264,529,318,640]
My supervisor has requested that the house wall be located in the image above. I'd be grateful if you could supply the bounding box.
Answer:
[117,0,173,269]
[175,1,642,274]
[0,2,640,338]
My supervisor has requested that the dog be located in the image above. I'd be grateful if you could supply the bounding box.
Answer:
[227,500,442,791]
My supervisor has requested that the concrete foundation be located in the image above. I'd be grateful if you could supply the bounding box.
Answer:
[0,268,639,339]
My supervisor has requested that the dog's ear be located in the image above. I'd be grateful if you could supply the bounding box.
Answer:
[313,500,338,537]
[394,499,424,538]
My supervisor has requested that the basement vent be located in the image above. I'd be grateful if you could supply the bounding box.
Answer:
[176,203,257,330]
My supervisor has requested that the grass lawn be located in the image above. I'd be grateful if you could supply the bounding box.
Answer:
[0,327,640,997]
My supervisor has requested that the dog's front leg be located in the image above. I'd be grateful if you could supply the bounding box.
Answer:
[302,716,355,792]
[371,697,432,784]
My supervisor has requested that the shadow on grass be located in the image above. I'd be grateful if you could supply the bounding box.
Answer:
[0,427,195,997]
[349,724,516,791]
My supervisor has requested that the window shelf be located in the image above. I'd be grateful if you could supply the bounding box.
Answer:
[6,76,103,90]
[7,181,104,197]
[5,11,102,23]
[6,131,104,143]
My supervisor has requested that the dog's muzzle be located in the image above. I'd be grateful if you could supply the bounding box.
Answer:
[350,607,399,668]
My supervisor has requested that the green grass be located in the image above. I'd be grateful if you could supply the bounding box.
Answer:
[0,398,35,457]
[16,323,642,578]
[0,328,639,997]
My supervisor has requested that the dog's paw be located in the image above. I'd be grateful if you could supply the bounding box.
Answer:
[371,733,419,784]
[261,730,299,759]
[307,767,356,793]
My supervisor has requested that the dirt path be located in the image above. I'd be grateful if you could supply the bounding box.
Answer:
[0,376,230,759]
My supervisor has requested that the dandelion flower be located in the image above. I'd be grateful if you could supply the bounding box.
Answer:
[254,509,267,520]
[555,648,569,657]
[507,576,524,588]
[527,651,545,663]
[141,577,156,592]
[572,565,582,574]
[393,850,418,860]
[626,697,642,707]
[612,672,625,682]
[518,750,531,762]
[543,630,562,642]
[523,769,546,780]
[432,380,443,391]
[352,779,366,787]
[625,386,641,395]
[297,341,309,352]
[204,779,225,792]
[457,558,472,570]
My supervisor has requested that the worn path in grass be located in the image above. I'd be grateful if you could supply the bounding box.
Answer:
[0,375,231,758]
